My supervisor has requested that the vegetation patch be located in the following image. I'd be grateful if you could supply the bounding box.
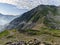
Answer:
[40,27,60,37]
[0,30,10,38]
[18,27,60,37]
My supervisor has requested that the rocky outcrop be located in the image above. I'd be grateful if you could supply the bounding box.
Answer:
[5,39,52,45]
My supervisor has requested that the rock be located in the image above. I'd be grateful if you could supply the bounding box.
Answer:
[5,42,12,45]
[27,40,33,45]
[17,41,26,45]
[33,39,41,45]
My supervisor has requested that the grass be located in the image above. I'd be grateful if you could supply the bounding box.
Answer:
[0,30,10,38]
[20,27,60,37]
[0,28,60,45]
[40,27,60,37]
[0,27,60,38]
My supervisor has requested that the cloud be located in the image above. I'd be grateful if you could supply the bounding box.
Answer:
[0,0,60,9]
[0,0,16,4]
[0,3,28,15]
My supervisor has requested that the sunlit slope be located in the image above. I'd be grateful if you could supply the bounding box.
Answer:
[0,28,60,45]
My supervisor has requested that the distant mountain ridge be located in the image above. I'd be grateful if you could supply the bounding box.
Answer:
[0,13,17,32]
[0,13,17,25]
[0,13,16,20]
[7,5,60,30]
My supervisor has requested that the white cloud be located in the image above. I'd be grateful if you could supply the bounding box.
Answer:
[0,0,16,4]
[0,19,8,25]
[0,0,60,9]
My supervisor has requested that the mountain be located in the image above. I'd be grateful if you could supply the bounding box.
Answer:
[1,5,60,45]
[7,5,60,30]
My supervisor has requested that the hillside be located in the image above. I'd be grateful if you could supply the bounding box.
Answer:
[0,28,60,45]
[7,5,60,30]
[2,5,60,45]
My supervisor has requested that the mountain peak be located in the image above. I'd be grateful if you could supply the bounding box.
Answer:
[7,5,60,30]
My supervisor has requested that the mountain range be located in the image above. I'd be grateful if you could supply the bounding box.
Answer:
[0,13,17,25]
[7,5,60,30]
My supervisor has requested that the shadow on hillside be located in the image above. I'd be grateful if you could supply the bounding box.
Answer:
[17,27,60,37]
[18,29,40,36]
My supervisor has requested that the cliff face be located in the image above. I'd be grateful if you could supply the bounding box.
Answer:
[7,5,60,30]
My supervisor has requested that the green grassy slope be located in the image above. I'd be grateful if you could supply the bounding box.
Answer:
[0,28,60,45]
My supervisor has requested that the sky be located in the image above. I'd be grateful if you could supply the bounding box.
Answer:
[0,0,60,26]
[0,3,28,16]
[0,0,60,15]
